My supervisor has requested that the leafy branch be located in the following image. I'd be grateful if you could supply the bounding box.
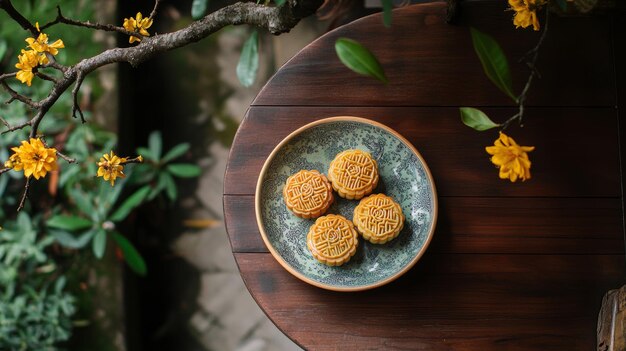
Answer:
[460,8,550,132]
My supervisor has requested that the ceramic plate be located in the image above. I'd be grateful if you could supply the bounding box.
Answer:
[255,116,437,291]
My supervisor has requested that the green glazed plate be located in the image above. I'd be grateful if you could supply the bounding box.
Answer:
[255,116,437,291]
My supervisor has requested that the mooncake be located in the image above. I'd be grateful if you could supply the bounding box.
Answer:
[353,194,404,244]
[283,170,334,219]
[327,149,379,200]
[307,214,359,266]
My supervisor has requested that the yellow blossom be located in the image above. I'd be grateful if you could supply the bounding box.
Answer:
[25,32,65,56]
[8,138,58,179]
[123,12,153,44]
[97,151,128,186]
[15,49,40,86]
[485,132,535,182]
[4,152,23,171]
[508,0,545,31]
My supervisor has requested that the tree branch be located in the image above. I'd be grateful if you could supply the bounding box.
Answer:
[35,71,60,84]
[2,0,322,141]
[1,119,31,134]
[0,0,38,36]
[0,80,40,108]
[71,72,86,123]
[56,150,76,164]
[40,5,147,39]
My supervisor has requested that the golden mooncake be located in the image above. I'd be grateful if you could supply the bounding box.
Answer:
[353,194,404,244]
[307,214,359,266]
[283,170,334,219]
[327,149,379,200]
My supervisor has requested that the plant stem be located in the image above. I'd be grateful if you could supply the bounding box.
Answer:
[501,7,550,131]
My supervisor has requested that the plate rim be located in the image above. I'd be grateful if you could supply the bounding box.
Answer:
[254,116,438,292]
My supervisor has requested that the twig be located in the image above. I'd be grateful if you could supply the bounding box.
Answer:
[1,120,31,134]
[71,72,86,123]
[17,177,30,212]
[35,72,60,84]
[0,80,40,108]
[40,5,145,39]
[43,59,69,73]
[149,0,162,20]
[0,168,11,175]
[501,8,549,131]
[0,72,17,81]
[0,116,10,129]
[123,156,143,164]
[56,150,76,164]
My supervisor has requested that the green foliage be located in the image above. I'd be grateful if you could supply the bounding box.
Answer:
[132,131,202,202]
[192,0,210,20]
[0,213,75,351]
[236,30,259,88]
[460,107,500,131]
[0,40,7,62]
[112,232,146,276]
[0,1,202,348]
[470,27,517,102]
[335,37,388,84]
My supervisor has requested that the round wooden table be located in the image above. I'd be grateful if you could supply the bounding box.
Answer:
[224,2,625,350]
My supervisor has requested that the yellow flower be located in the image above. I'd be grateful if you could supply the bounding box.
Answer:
[8,138,58,179]
[123,12,153,44]
[485,132,535,182]
[15,49,40,86]
[97,151,128,186]
[25,32,65,56]
[508,0,545,31]
[4,152,23,171]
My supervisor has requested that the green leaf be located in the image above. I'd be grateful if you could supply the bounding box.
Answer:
[92,229,106,259]
[381,0,392,27]
[335,38,388,84]
[54,276,66,293]
[274,0,286,5]
[109,186,151,222]
[0,40,7,62]
[162,143,190,163]
[236,30,259,88]
[191,0,209,20]
[68,188,94,218]
[47,215,93,231]
[50,229,95,249]
[112,232,147,275]
[160,172,177,201]
[470,27,517,102]
[460,107,500,131]
[148,131,162,159]
[167,164,201,178]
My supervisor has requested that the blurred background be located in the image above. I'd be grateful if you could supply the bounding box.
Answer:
[0,0,380,350]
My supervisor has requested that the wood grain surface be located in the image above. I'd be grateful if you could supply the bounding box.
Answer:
[223,1,626,350]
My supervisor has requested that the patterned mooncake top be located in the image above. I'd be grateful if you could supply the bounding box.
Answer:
[328,149,379,200]
[353,194,404,244]
[307,214,358,266]
[283,170,333,219]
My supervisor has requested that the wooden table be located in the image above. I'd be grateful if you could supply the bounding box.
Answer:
[223,2,626,349]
